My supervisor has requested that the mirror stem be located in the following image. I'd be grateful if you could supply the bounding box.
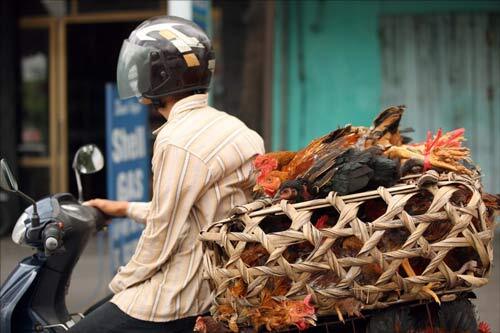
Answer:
[17,190,40,227]
[74,167,83,202]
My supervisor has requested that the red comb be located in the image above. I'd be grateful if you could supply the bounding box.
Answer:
[315,215,329,229]
[478,321,491,333]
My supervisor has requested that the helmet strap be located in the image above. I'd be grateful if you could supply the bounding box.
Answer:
[151,98,164,112]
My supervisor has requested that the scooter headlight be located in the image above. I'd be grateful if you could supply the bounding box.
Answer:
[12,212,28,245]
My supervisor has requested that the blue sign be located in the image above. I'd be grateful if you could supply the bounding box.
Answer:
[105,83,150,273]
[193,0,211,33]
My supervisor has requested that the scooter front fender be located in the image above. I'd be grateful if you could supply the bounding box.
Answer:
[0,257,41,333]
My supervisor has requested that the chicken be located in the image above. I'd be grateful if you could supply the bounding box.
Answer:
[404,190,433,215]
[243,294,316,331]
[386,128,473,175]
[304,146,401,197]
[266,276,292,296]
[364,105,406,148]
[240,243,269,267]
[254,170,289,197]
[309,271,340,289]
[285,241,315,263]
[358,198,388,222]
[378,228,409,254]
[331,297,364,322]
[285,125,361,178]
[253,151,296,184]
[194,316,233,333]
[228,278,247,298]
[253,151,296,173]
[482,192,500,225]
[253,125,362,197]
[254,106,406,198]
[273,178,314,203]
[331,236,383,286]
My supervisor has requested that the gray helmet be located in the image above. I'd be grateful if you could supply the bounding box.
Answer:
[117,16,215,102]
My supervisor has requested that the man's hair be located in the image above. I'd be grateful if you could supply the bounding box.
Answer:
[168,89,208,103]
[155,89,208,109]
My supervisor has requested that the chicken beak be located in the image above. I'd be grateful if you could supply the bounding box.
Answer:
[253,184,263,192]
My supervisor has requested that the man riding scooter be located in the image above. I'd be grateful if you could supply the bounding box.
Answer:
[70,15,264,333]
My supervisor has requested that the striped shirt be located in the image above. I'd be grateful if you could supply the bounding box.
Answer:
[108,94,264,322]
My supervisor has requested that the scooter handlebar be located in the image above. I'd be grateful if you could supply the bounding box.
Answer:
[83,206,110,231]
[42,222,63,255]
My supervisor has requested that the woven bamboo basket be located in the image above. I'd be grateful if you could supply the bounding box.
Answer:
[200,171,495,330]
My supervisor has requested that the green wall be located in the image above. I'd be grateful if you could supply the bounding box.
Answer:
[272,0,500,150]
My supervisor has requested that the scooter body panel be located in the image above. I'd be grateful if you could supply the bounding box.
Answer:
[0,256,42,333]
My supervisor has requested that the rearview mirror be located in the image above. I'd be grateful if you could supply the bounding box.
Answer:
[0,159,19,192]
[72,144,104,202]
[73,144,104,174]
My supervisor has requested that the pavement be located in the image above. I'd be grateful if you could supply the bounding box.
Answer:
[1,231,500,331]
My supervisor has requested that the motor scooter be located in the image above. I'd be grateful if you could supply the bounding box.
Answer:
[0,144,108,332]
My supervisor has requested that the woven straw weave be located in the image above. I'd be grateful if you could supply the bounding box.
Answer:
[200,171,494,322]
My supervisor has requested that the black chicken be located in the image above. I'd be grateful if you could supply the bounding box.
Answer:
[273,179,314,203]
[304,146,400,197]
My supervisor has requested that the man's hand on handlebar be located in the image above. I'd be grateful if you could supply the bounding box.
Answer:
[84,199,129,219]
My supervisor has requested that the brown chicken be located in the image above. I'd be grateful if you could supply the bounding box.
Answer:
[364,105,406,147]
[194,316,233,333]
[253,151,296,182]
[482,192,500,225]
[254,170,289,197]
[240,243,269,267]
[332,235,384,286]
[242,294,316,331]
